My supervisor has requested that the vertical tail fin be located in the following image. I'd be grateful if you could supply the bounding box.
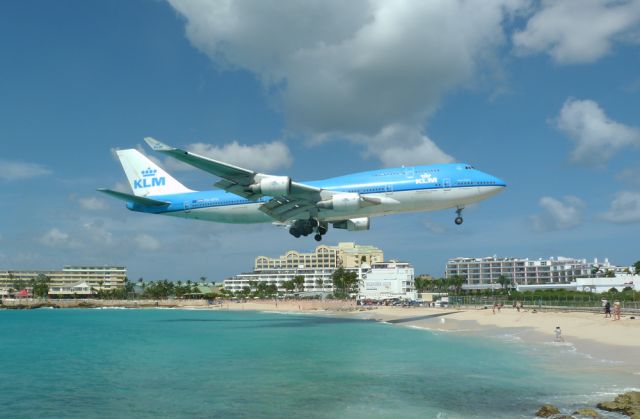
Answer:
[116,149,193,196]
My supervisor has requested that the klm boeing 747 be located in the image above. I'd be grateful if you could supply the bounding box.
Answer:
[99,138,506,241]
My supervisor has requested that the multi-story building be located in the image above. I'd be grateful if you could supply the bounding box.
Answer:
[359,261,417,301]
[445,256,589,289]
[254,242,383,271]
[0,266,127,297]
[226,242,384,293]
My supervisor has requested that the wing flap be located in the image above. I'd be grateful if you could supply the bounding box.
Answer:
[259,196,317,222]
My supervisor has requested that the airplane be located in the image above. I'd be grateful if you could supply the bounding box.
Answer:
[99,137,506,241]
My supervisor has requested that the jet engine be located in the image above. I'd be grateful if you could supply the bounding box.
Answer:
[316,192,370,211]
[333,217,370,231]
[249,175,291,196]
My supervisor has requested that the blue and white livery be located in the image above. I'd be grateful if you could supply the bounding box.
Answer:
[99,138,506,241]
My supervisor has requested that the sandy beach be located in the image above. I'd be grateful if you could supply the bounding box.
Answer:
[213,299,640,374]
[214,300,640,346]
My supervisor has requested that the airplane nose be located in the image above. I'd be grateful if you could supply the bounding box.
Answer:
[493,176,507,188]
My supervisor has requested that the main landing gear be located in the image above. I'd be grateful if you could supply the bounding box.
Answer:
[289,219,328,241]
[454,206,464,225]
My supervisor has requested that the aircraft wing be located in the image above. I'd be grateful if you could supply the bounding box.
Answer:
[144,137,330,221]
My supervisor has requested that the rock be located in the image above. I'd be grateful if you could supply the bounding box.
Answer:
[597,391,640,417]
[572,408,602,418]
[536,404,560,417]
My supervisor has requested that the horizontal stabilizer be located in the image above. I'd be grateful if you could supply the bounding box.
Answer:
[97,189,171,207]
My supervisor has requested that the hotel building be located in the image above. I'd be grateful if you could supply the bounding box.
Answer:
[445,256,589,289]
[225,242,384,293]
[0,266,127,297]
[359,261,417,301]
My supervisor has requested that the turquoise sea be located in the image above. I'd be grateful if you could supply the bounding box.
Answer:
[0,309,634,418]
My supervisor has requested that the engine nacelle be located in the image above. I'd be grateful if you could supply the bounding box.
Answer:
[317,193,361,211]
[333,217,370,231]
[249,175,291,196]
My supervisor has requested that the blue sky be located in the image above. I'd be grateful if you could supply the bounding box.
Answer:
[1,0,639,281]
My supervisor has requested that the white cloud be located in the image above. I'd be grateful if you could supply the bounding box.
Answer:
[531,195,585,231]
[601,191,640,223]
[82,221,114,246]
[616,168,640,186]
[0,159,51,181]
[78,196,108,211]
[555,98,640,167]
[39,228,79,248]
[134,233,161,251]
[168,0,528,163]
[513,0,640,64]
[362,123,455,167]
[191,141,291,172]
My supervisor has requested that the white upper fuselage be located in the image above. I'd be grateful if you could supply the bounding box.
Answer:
[127,163,506,224]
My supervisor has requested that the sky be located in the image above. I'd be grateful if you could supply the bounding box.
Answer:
[1,0,639,281]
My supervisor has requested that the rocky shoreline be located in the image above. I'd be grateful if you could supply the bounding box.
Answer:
[536,391,640,418]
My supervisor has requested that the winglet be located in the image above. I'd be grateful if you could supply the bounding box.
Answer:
[144,137,175,151]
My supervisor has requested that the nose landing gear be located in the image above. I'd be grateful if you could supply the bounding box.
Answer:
[454,207,464,225]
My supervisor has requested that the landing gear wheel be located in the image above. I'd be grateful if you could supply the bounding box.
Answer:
[289,228,301,238]
[454,206,464,225]
[314,234,322,242]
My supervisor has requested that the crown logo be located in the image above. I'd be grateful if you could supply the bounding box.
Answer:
[141,168,157,177]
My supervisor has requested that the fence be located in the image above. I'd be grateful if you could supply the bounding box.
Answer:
[448,296,640,313]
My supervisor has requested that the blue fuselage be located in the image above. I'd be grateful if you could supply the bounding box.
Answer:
[127,163,506,224]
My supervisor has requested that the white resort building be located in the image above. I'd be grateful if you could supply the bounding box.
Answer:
[445,256,590,289]
[359,261,417,301]
[0,266,127,297]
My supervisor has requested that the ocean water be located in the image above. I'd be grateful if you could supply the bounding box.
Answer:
[0,309,631,418]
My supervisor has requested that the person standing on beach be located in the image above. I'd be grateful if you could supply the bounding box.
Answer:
[613,301,621,320]
[604,300,611,318]
[554,326,564,342]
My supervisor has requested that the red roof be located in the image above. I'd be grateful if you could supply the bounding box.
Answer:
[16,289,31,297]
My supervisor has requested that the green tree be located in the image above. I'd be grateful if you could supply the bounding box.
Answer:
[449,276,465,294]
[293,275,305,292]
[414,275,432,293]
[282,280,295,294]
[332,268,358,298]
[32,274,50,298]
[633,261,640,275]
[497,275,511,290]
[605,270,616,278]
[266,284,278,297]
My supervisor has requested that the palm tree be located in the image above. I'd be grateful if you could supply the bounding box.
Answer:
[497,275,511,290]
[293,275,305,292]
[315,278,323,291]
[450,276,465,294]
